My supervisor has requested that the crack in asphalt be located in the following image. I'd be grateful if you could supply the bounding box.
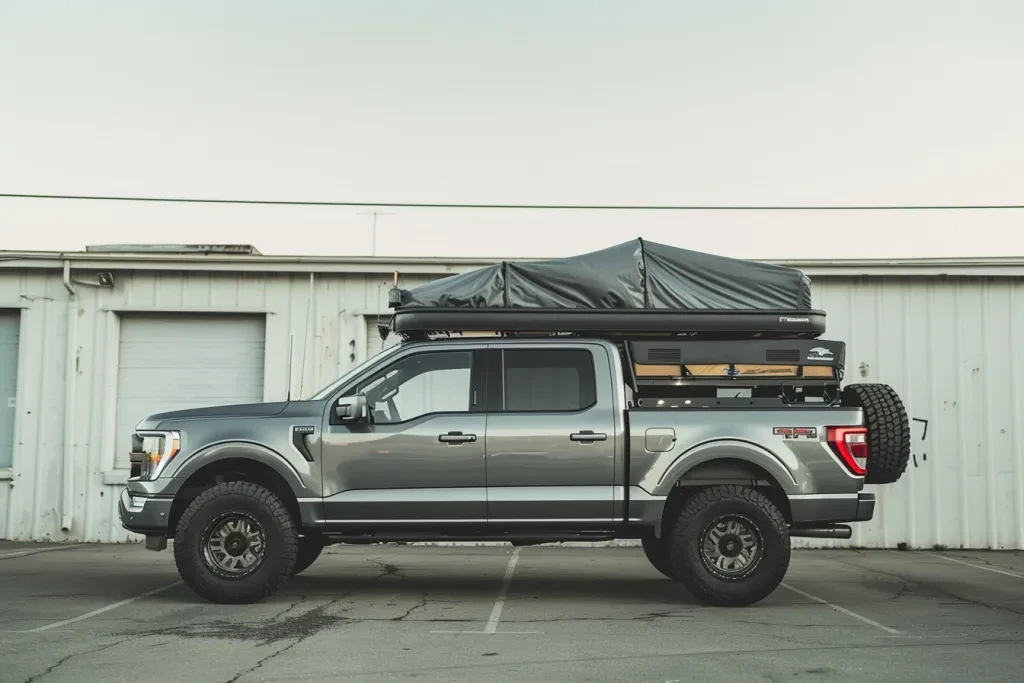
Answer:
[217,564,414,683]
[22,634,147,683]
[834,556,1024,616]
[222,637,303,683]
[829,557,912,599]
[390,592,429,621]
[101,561,415,683]
[365,556,405,577]
[335,639,1024,679]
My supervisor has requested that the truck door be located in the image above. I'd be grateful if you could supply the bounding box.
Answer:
[320,345,489,525]
[484,344,618,526]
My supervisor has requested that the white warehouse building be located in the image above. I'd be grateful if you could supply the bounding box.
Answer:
[1,244,1022,550]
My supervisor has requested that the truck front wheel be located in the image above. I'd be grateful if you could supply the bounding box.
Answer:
[173,481,298,604]
[667,485,790,607]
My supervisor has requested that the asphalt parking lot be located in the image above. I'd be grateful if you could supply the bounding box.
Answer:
[0,542,1021,683]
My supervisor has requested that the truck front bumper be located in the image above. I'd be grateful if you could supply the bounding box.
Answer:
[118,487,174,544]
[788,492,875,524]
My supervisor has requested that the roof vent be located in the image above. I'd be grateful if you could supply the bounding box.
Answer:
[85,244,261,255]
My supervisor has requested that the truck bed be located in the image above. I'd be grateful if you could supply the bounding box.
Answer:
[623,404,870,525]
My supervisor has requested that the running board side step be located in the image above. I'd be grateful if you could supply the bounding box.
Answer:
[323,531,619,545]
[788,524,852,539]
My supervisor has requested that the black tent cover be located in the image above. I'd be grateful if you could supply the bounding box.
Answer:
[390,238,812,311]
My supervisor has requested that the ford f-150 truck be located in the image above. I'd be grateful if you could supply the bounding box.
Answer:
[119,330,910,607]
[119,241,911,606]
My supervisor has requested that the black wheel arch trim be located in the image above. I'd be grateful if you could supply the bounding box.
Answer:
[650,439,798,496]
[170,440,309,496]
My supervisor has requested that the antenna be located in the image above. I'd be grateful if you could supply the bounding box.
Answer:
[286,333,294,401]
[357,210,396,255]
[299,272,314,398]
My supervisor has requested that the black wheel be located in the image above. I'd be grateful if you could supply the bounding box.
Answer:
[667,485,790,607]
[292,534,325,576]
[841,383,911,485]
[640,529,677,580]
[173,481,298,604]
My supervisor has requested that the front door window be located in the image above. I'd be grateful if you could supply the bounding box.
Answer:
[351,350,474,424]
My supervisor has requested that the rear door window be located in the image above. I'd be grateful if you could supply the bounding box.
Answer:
[501,348,596,412]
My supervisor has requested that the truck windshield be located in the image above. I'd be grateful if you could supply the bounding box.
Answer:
[308,343,404,401]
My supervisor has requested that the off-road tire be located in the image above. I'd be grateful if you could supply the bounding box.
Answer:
[841,383,911,485]
[173,481,298,604]
[292,534,325,576]
[667,485,790,607]
[640,529,677,580]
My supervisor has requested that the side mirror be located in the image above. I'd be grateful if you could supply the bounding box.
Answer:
[334,394,369,423]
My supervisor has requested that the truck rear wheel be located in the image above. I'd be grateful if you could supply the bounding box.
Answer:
[173,481,298,604]
[841,383,911,484]
[667,485,790,607]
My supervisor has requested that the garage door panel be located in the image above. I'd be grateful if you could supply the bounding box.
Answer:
[117,369,264,397]
[117,343,264,369]
[114,315,266,469]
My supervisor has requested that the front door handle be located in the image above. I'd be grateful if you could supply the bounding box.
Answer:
[439,431,477,444]
[570,430,607,443]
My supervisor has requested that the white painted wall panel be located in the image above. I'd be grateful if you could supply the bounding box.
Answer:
[0,263,1021,549]
[0,311,20,469]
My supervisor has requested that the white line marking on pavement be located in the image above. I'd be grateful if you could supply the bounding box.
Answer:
[0,544,84,559]
[781,582,902,635]
[429,630,544,635]
[24,581,183,633]
[929,553,1024,579]
[484,547,521,634]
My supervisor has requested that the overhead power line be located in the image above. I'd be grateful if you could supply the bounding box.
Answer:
[2,192,1023,211]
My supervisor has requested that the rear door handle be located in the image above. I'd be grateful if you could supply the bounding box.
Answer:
[570,430,607,443]
[439,431,477,444]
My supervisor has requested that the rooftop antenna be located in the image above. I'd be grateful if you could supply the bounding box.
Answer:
[357,210,396,256]
[286,334,294,401]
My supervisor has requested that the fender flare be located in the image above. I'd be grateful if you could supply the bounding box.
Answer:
[648,439,798,497]
[170,440,309,497]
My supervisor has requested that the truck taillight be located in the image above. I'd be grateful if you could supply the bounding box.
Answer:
[827,426,868,476]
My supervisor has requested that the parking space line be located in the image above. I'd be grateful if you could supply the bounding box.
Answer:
[430,548,544,635]
[929,553,1024,579]
[430,630,543,635]
[484,547,521,634]
[781,582,902,635]
[0,544,84,559]
[23,580,183,633]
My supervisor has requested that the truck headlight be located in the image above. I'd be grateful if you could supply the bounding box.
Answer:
[130,430,181,480]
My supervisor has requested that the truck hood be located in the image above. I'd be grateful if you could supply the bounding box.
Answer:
[136,401,291,429]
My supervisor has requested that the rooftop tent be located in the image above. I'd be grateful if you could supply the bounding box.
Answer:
[389,238,813,311]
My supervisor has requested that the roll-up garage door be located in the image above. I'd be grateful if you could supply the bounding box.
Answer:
[114,314,266,469]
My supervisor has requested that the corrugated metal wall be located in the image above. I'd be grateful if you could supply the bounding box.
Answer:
[806,277,1024,550]
[1,267,1021,549]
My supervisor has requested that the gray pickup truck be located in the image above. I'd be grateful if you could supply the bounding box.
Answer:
[118,241,911,607]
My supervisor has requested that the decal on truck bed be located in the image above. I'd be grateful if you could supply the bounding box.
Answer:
[773,427,818,439]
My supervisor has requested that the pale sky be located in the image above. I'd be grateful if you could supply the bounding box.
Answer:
[2,1,1023,260]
